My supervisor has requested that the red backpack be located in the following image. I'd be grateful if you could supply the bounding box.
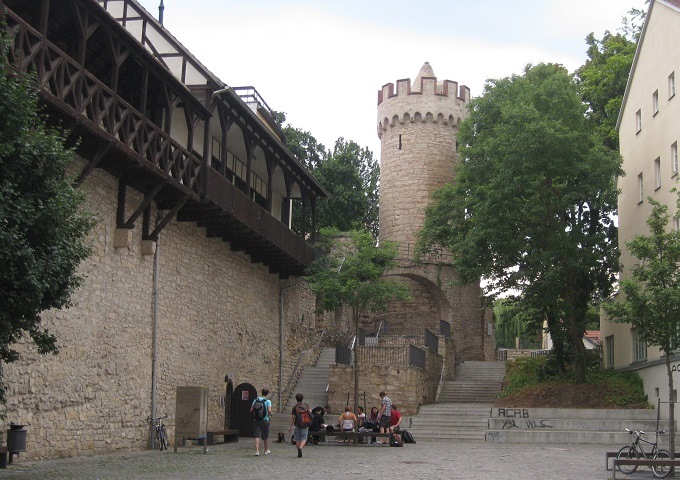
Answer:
[294,403,312,428]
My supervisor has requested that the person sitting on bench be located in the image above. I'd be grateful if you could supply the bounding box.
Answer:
[338,406,358,443]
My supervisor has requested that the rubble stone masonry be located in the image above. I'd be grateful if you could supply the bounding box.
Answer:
[1,156,318,459]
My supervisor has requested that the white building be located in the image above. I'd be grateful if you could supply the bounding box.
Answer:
[600,0,680,408]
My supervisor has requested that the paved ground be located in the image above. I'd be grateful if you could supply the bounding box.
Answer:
[0,439,643,480]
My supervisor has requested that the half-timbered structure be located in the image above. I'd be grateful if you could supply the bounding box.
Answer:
[1,0,329,459]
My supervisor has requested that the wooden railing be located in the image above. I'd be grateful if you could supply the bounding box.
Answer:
[5,9,202,198]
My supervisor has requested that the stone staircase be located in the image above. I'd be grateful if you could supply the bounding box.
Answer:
[407,361,505,441]
[438,361,506,403]
[486,407,670,444]
[269,347,335,437]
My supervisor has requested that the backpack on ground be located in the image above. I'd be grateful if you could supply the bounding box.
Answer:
[294,403,313,428]
[401,429,416,444]
[389,432,403,447]
[252,398,266,421]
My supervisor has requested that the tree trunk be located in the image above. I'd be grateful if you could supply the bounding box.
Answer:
[565,316,587,383]
[666,354,675,459]
[546,312,566,374]
[353,311,359,415]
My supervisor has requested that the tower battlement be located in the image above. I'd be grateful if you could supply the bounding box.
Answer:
[377,63,469,140]
[377,76,470,105]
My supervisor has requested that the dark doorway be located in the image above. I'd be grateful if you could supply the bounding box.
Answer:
[224,377,234,431]
[231,383,257,437]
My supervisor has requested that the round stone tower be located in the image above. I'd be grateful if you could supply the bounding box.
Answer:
[371,63,494,363]
[377,62,470,248]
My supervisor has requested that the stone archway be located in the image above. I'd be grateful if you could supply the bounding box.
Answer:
[366,262,486,362]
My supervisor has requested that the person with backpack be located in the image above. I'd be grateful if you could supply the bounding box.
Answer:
[289,392,311,457]
[250,388,272,456]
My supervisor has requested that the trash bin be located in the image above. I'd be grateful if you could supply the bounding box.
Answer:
[6,424,27,454]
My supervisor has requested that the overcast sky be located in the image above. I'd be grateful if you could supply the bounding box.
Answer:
[136,0,646,157]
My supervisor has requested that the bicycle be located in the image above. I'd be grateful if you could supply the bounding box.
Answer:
[617,428,671,478]
[147,414,169,451]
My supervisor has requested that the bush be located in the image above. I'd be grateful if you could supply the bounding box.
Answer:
[497,355,651,408]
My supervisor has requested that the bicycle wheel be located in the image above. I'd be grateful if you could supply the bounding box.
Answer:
[158,425,169,451]
[617,445,640,474]
[652,449,671,479]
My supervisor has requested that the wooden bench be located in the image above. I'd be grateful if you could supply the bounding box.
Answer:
[205,429,239,445]
[0,446,7,469]
[311,431,392,446]
[606,451,680,471]
[612,457,680,479]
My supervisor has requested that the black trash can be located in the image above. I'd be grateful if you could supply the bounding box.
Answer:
[6,424,27,454]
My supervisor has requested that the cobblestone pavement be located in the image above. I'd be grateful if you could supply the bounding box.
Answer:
[0,440,625,480]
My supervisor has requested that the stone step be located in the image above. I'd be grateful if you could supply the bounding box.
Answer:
[487,417,667,431]
[485,429,652,445]
[489,407,659,420]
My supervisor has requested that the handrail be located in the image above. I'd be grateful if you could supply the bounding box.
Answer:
[374,320,384,344]
[284,351,306,402]
[282,329,326,408]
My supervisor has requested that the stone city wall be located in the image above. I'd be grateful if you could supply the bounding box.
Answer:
[327,348,442,415]
[1,157,320,459]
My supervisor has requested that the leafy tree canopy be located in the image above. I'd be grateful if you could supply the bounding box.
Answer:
[419,63,622,382]
[274,112,379,238]
[575,9,642,150]
[0,34,95,404]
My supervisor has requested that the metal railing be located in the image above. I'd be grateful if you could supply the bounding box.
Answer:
[530,350,550,358]
[359,346,409,365]
[440,320,451,338]
[394,243,454,265]
[409,345,426,368]
[283,330,325,402]
[425,328,439,354]
[497,349,508,362]
[336,345,352,365]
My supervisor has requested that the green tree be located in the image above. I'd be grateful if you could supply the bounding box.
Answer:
[0,34,95,404]
[305,228,410,412]
[278,118,379,238]
[604,194,680,455]
[493,299,543,350]
[575,11,641,150]
[418,63,622,383]
[314,139,379,237]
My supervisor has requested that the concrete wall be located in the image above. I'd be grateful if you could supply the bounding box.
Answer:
[0,156,320,459]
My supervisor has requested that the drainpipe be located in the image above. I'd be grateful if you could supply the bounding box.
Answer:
[150,219,162,449]
[278,281,298,411]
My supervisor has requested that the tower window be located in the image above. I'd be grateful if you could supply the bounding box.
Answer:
[398,134,402,150]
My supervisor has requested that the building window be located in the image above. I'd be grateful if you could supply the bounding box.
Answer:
[674,217,680,231]
[638,172,644,203]
[672,142,678,176]
[670,72,676,99]
[653,90,659,115]
[605,335,614,369]
[635,109,642,133]
[655,157,661,190]
[632,329,647,362]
